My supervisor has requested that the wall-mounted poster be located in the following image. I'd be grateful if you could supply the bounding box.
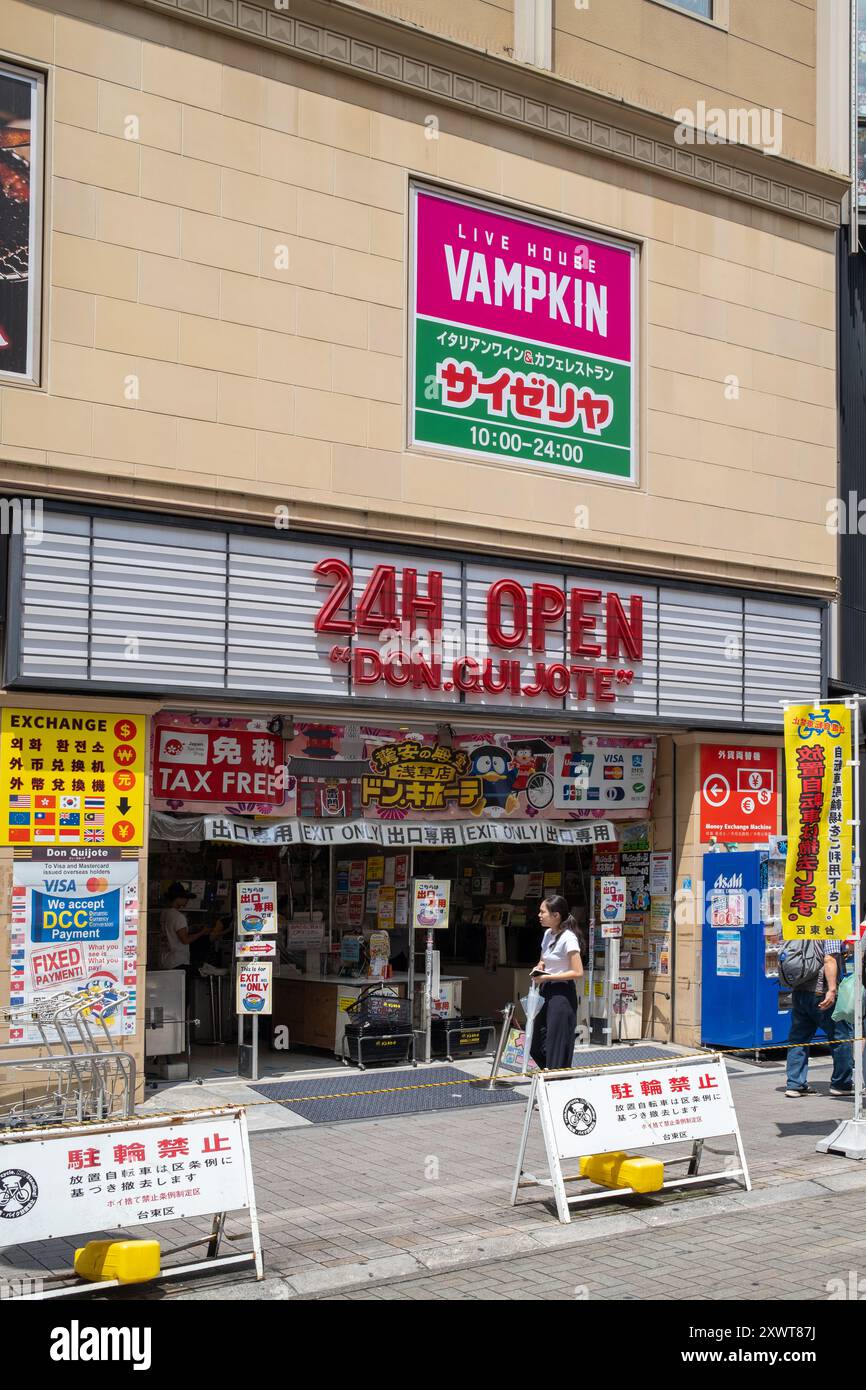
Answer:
[409,184,638,482]
[9,848,138,1044]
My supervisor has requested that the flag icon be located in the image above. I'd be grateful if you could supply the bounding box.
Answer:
[8,828,30,842]
[35,795,56,809]
[60,796,80,810]
[60,812,80,826]
[59,827,81,839]
[84,828,105,842]
[34,810,55,824]
[8,811,31,826]
[9,795,31,809]
[84,811,105,825]
[84,798,105,809]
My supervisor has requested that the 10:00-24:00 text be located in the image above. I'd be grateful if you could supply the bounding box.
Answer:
[469,425,583,462]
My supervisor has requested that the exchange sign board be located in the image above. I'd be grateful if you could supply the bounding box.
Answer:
[410,184,638,482]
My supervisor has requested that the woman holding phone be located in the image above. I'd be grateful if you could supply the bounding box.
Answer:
[528,894,584,1071]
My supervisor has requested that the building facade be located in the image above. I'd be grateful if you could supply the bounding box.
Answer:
[0,0,851,1087]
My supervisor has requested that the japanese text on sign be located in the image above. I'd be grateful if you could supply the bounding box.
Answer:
[781,705,853,941]
[0,710,146,847]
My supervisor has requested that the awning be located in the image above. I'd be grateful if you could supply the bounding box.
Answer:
[150,812,618,848]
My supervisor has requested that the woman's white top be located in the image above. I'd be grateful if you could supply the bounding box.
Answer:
[540,927,581,973]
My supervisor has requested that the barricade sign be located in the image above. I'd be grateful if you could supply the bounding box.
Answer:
[0,1106,262,1295]
[511,1053,749,1223]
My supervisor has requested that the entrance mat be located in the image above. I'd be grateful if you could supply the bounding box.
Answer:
[249,1067,523,1124]
[570,1045,692,1069]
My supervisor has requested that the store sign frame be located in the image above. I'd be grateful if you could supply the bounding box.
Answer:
[408,183,639,483]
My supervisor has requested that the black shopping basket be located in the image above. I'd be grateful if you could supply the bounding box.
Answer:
[430,1014,498,1061]
[342,985,416,1069]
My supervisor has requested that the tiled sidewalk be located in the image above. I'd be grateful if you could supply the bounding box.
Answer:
[1,1052,862,1297]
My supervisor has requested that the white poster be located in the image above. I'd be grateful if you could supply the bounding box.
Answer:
[412,879,451,930]
[554,739,655,812]
[236,881,277,935]
[236,961,272,1015]
[542,1058,737,1160]
[600,875,626,923]
[9,849,138,1044]
[0,1109,250,1246]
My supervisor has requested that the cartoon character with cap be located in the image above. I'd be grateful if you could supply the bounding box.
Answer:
[468,744,519,815]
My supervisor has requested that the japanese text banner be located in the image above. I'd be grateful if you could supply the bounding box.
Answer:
[781,704,853,941]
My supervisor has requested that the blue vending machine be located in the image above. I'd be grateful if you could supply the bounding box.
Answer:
[701,850,791,1050]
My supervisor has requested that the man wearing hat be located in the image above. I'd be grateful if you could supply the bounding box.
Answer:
[160,882,210,972]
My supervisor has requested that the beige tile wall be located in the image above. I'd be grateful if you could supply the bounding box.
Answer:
[553,0,816,166]
[342,0,516,58]
[0,3,837,593]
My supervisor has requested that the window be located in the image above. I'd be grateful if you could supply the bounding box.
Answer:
[0,61,43,383]
[659,0,712,15]
[515,0,552,71]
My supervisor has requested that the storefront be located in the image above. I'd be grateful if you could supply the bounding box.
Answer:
[0,502,826,1082]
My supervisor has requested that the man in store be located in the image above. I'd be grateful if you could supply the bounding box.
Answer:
[785,938,854,1097]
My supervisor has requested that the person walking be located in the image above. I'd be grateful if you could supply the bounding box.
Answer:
[785,938,854,1097]
[528,894,584,1071]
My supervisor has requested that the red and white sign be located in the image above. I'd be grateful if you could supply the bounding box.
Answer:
[153,716,285,807]
[700,744,779,843]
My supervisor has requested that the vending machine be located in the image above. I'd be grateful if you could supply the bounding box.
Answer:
[701,850,790,1050]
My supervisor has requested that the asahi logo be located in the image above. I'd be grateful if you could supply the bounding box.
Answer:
[712,874,743,891]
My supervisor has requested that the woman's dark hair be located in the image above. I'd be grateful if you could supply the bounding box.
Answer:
[542,894,588,958]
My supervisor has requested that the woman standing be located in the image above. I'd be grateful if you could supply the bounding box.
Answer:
[528,894,584,1071]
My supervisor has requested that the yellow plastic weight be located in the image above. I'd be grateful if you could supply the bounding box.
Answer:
[74,1239,161,1285]
[579,1151,664,1194]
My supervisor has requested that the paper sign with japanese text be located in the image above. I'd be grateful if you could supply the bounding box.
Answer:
[700,743,779,843]
[599,876,626,923]
[0,1109,251,1246]
[0,709,146,848]
[236,961,272,1015]
[542,1057,738,1160]
[410,184,637,482]
[412,878,451,930]
[781,705,853,941]
[236,881,277,936]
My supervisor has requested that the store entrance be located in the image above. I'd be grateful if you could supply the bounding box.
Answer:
[146,835,336,1082]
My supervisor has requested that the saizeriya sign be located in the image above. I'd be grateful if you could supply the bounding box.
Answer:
[314,557,643,704]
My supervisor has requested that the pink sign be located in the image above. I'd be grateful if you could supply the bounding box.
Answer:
[414,189,633,362]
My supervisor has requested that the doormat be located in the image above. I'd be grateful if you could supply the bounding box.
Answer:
[249,1067,524,1124]
[571,1045,689,1068]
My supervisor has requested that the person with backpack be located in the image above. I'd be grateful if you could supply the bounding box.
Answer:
[780,938,853,1097]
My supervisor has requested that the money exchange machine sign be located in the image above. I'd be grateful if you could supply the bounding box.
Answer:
[0,710,146,847]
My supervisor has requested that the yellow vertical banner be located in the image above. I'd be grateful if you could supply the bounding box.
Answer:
[781,704,853,941]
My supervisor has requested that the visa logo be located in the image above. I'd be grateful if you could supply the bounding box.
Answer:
[45,879,76,892]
